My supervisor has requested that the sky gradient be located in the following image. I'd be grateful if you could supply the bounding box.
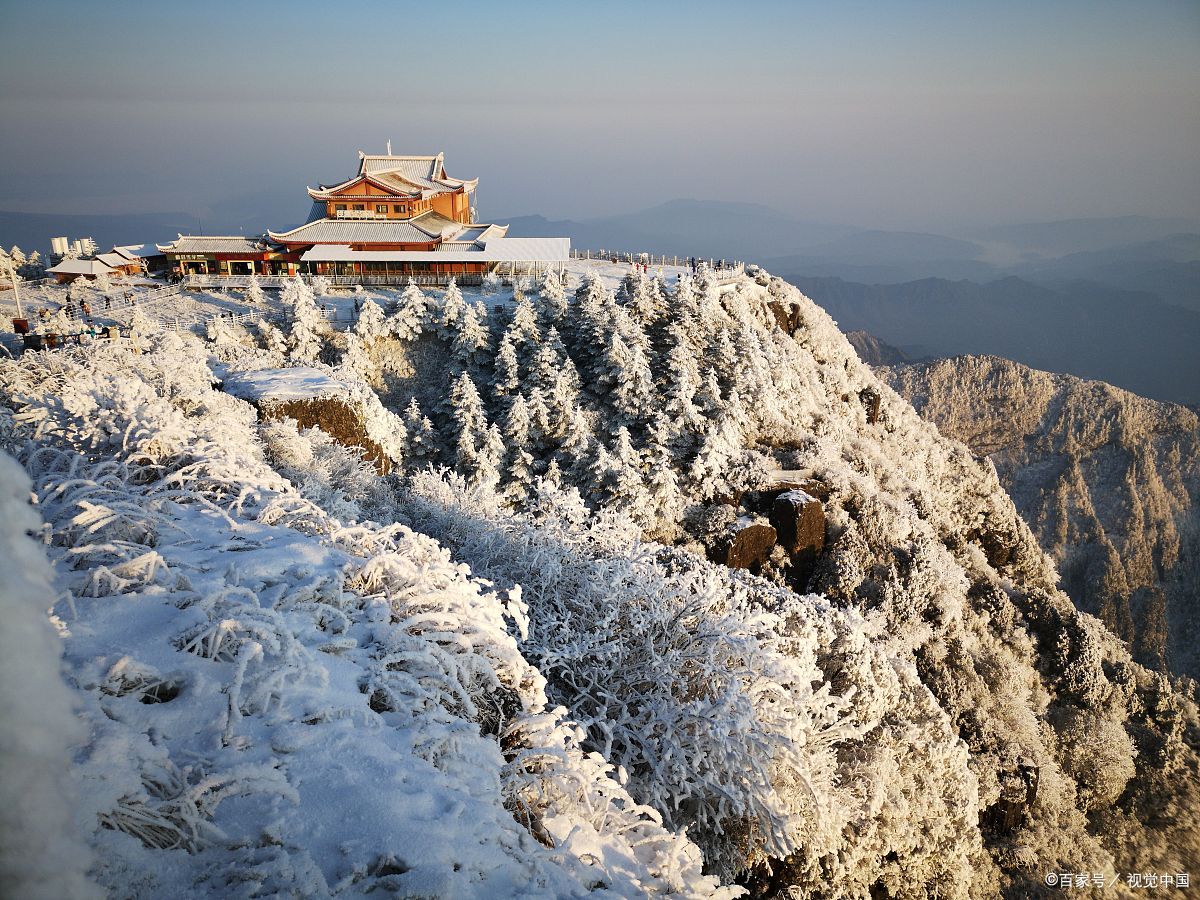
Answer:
[1,0,1197,232]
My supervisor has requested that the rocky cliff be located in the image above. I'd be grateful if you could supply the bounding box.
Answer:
[885,355,1200,679]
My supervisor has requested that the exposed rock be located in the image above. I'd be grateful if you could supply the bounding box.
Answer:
[886,354,1200,679]
[858,387,882,424]
[711,520,777,573]
[223,367,394,474]
[847,330,909,367]
[983,759,1039,835]
[770,489,825,586]
[259,397,392,475]
[766,298,802,333]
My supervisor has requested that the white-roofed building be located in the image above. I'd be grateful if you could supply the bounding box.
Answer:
[46,257,118,283]
[158,146,569,283]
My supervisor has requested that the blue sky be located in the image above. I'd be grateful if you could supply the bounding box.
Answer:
[1,0,1196,230]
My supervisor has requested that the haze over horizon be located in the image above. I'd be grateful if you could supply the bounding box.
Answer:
[1,0,1197,235]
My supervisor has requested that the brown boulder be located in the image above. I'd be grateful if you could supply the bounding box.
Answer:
[260,397,392,475]
[858,388,881,425]
[712,521,777,573]
[770,490,826,586]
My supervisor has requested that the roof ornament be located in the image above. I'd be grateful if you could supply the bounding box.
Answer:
[357,149,365,160]
[386,139,392,156]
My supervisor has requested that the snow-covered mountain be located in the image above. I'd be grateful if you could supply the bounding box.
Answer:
[1,265,1197,898]
[884,355,1200,680]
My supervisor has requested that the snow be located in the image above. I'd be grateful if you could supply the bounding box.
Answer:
[0,259,1197,897]
[222,367,350,403]
[0,453,100,899]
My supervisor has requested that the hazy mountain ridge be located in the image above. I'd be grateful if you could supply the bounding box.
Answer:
[884,354,1200,680]
[846,330,910,366]
[793,274,1200,405]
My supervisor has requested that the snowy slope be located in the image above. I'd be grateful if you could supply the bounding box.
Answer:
[0,335,729,898]
[1,263,1197,898]
[884,355,1200,678]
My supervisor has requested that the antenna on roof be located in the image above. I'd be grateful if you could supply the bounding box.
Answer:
[386,139,392,156]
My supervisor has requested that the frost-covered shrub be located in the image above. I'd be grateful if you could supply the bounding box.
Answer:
[0,454,99,900]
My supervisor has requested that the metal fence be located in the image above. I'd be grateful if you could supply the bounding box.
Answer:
[570,248,744,274]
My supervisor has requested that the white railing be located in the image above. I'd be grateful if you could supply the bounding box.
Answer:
[58,282,185,325]
[334,209,387,219]
[570,248,745,278]
[185,274,292,290]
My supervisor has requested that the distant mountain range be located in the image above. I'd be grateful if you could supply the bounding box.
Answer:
[885,354,1200,680]
[0,209,199,255]
[503,199,857,262]
[789,275,1200,405]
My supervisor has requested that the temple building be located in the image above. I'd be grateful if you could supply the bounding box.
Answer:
[158,149,568,283]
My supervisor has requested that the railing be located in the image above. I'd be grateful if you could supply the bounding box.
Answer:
[185,274,291,290]
[570,248,745,278]
[57,282,186,325]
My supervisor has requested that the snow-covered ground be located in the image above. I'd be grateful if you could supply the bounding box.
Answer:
[1,262,1197,898]
[1,258,689,341]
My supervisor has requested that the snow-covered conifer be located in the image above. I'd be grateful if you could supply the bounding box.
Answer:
[452,301,491,368]
[388,280,427,340]
[340,334,373,382]
[481,270,501,296]
[493,333,521,403]
[310,274,330,297]
[245,270,266,306]
[282,275,323,363]
[509,290,540,349]
[403,397,438,469]
[449,372,488,475]
[538,268,568,325]
[256,318,288,360]
[502,393,536,499]
[353,296,387,345]
[435,277,467,339]
[476,423,505,490]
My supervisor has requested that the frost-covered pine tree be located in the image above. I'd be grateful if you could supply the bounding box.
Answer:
[603,332,655,431]
[353,297,387,346]
[645,448,686,535]
[206,313,236,346]
[449,372,488,476]
[697,368,724,417]
[508,290,541,349]
[452,301,491,369]
[94,270,112,295]
[662,327,706,444]
[310,274,330,297]
[480,270,501,296]
[282,275,323,363]
[608,426,649,515]
[125,305,153,350]
[476,423,506,490]
[22,250,45,279]
[688,410,746,500]
[502,393,536,500]
[339,334,373,383]
[388,280,427,341]
[525,386,555,455]
[256,318,288,360]
[402,397,438,469]
[435,278,467,339]
[538,268,568,326]
[245,270,266,306]
[493,333,521,404]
